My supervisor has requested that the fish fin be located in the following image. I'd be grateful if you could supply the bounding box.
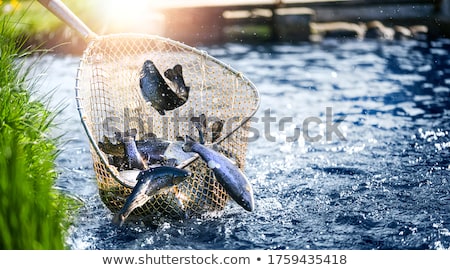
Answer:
[211,120,225,143]
[115,131,124,142]
[165,158,178,167]
[190,114,206,144]
[173,64,183,77]
[182,135,196,152]
[199,113,207,130]
[198,128,205,145]
[164,68,175,81]
[98,136,108,151]
[103,135,111,143]
[157,109,166,115]
[143,132,157,139]
[211,144,222,152]
[163,64,183,82]
[98,141,105,151]
[172,186,187,212]
[112,213,125,227]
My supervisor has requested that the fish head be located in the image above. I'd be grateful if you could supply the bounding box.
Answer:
[138,166,190,186]
[142,60,158,74]
[141,60,161,85]
[239,182,255,212]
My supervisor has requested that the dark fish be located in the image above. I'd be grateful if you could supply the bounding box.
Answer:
[98,136,124,157]
[140,60,189,115]
[182,136,254,212]
[123,136,147,170]
[190,113,207,144]
[99,134,193,168]
[211,119,225,143]
[164,64,190,102]
[190,113,224,143]
[112,166,190,226]
[136,139,170,163]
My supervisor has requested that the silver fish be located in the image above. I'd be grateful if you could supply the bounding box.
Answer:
[182,136,254,212]
[164,64,190,102]
[112,166,190,226]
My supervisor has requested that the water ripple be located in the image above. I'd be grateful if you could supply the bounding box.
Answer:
[34,38,450,250]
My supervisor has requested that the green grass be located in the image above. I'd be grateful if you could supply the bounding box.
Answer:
[0,8,73,249]
[1,0,103,36]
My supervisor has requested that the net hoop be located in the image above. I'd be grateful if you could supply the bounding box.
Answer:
[75,33,260,219]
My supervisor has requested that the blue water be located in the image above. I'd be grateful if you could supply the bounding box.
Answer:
[38,38,450,249]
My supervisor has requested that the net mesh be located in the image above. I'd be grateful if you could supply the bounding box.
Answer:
[75,34,259,220]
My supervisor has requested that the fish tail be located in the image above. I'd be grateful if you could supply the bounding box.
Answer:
[173,64,183,77]
[163,64,182,81]
[164,68,175,81]
[112,212,125,227]
[174,65,189,95]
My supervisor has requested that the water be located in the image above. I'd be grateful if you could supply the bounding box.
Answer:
[36,38,450,250]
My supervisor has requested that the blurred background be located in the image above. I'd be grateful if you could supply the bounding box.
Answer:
[2,0,450,53]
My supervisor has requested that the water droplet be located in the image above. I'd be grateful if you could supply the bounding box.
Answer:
[208,160,220,169]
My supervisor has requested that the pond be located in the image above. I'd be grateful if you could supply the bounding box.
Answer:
[37,38,450,249]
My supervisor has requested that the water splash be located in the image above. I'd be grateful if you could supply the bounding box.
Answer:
[37,38,450,250]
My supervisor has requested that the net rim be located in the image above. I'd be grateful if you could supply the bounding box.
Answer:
[75,33,260,188]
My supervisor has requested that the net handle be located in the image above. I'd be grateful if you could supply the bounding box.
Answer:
[37,0,97,40]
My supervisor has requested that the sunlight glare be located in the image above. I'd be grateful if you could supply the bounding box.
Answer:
[100,0,164,34]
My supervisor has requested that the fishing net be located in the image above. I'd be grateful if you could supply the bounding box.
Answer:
[75,34,259,220]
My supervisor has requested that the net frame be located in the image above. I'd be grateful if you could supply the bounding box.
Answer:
[75,34,260,220]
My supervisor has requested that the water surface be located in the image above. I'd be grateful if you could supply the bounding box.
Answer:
[37,38,450,249]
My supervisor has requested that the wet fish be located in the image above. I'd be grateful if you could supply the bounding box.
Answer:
[135,137,171,163]
[99,135,169,161]
[190,114,207,144]
[123,135,147,170]
[140,60,189,115]
[164,64,190,102]
[112,166,190,226]
[190,113,225,143]
[98,136,125,157]
[211,119,225,143]
[182,136,254,212]
[99,134,193,168]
